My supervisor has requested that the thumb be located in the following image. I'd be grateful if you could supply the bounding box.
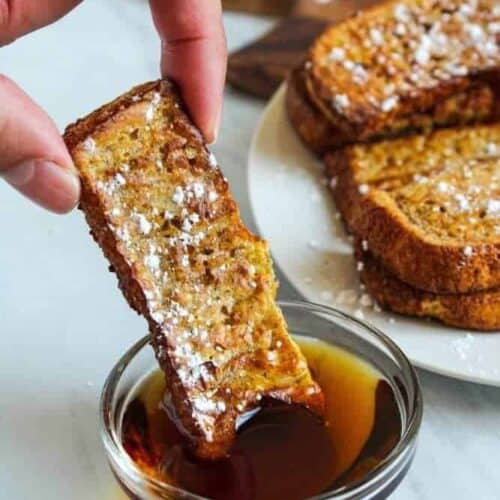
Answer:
[0,75,80,214]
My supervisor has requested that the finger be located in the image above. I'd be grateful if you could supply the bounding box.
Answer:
[149,0,227,143]
[0,0,83,46]
[0,75,80,213]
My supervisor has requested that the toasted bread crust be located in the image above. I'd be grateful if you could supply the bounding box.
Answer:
[287,64,499,156]
[326,124,500,294]
[286,68,348,155]
[306,0,500,142]
[358,247,500,331]
[65,80,324,460]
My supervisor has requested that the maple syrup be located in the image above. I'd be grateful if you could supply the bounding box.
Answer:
[120,337,402,500]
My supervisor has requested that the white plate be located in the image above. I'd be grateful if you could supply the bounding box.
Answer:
[248,85,500,387]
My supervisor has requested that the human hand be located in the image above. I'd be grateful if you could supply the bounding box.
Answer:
[0,0,227,214]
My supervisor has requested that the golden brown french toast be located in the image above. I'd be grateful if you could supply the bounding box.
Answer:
[64,80,324,460]
[326,123,500,294]
[288,63,498,155]
[357,246,500,331]
[303,0,500,146]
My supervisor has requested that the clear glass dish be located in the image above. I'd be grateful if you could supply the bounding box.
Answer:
[100,300,423,499]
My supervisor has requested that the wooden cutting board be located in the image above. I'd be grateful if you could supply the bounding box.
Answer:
[227,0,380,99]
[222,0,292,16]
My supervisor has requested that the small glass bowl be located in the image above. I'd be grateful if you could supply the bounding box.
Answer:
[101,300,423,500]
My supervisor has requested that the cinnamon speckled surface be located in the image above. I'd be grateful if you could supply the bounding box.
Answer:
[0,1,499,498]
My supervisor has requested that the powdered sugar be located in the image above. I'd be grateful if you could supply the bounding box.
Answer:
[333,94,350,112]
[83,137,96,154]
[134,213,152,235]
[463,246,474,257]
[145,92,161,122]
[381,96,399,112]
[317,1,500,121]
[451,333,475,360]
[181,213,200,233]
[437,182,451,193]
[454,194,470,212]
[486,199,500,216]
[192,396,226,414]
[144,251,161,273]
[208,153,218,168]
[353,309,365,320]
[336,289,358,306]
[328,47,345,61]
[172,186,185,205]
[192,182,205,199]
[369,28,384,46]
[96,172,127,196]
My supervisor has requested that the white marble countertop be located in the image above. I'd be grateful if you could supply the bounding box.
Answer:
[0,1,499,499]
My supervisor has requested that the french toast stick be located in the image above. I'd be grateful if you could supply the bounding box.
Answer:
[64,80,324,460]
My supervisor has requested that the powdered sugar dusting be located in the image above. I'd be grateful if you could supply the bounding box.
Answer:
[332,93,350,112]
[90,105,322,453]
[134,213,153,235]
[452,333,475,360]
[358,184,369,195]
[208,153,218,168]
[145,92,161,122]
[463,246,474,257]
[83,137,96,154]
[328,47,345,61]
[381,96,399,113]
[487,199,500,216]
[172,186,185,205]
[314,1,500,118]
[96,172,127,196]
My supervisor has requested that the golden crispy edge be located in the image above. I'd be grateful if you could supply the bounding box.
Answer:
[325,129,500,294]
[64,80,325,459]
[357,246,500,331]
[288,65,499,158]
[65,81,166,150]
[286,68,348,156]
[307,72,500,141]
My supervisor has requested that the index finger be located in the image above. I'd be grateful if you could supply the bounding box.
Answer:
[0,0,83,45]
[149,0,227,143]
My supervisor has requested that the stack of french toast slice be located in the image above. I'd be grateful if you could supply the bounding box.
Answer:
[287,0,500,330]
[327,127,500,331]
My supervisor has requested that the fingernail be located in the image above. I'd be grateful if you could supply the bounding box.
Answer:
[1,159,80,214]
[207,107,222,145]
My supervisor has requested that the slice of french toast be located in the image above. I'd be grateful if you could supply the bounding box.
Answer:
[288,63,498,156]
[326,123,500,294]
[64,80,324,460]
[357,246,500,331]
[304,0,500,146]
